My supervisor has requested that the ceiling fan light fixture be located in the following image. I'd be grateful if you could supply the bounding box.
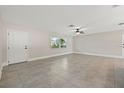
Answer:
[76,33,80,35]
[68,25,86,35]
[76,31,80,35]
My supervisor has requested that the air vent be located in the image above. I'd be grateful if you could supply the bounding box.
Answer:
[118,23,124,26]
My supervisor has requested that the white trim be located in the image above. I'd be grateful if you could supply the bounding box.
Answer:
[7,30,9,67]
[28,52,73,61]
[74,52,123,58]
[0,66,2,80]
[2,62,8,67]
[0,62,8,80]
[122,33,124,57]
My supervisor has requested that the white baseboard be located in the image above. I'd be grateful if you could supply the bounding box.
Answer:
[74,52,123,58]
[2,62,8,67]
[0,62,9,80]
[28,52,73,61]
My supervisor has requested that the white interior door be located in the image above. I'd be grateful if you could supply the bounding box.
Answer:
[8,31,29,64]
[122,34,124,57]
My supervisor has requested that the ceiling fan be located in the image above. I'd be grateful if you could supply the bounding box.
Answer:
[69,25,85,35]
[74,27,85,35]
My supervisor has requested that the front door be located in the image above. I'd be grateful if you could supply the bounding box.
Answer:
[8,30,29,64]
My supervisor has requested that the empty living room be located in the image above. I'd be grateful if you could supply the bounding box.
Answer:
[1,1,124,91]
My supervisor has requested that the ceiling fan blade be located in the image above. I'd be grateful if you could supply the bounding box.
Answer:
[78,26,85,30]
[80,31,85,34]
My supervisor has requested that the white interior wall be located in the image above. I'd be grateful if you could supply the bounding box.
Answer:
[0,20,3,79]
[0,16,6,79]
[29,29,73,60]
[6,26,124,65]
[73,31,123,57]
[7,26,73,62]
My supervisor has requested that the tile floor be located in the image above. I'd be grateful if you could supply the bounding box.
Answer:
[0,54,124,88]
